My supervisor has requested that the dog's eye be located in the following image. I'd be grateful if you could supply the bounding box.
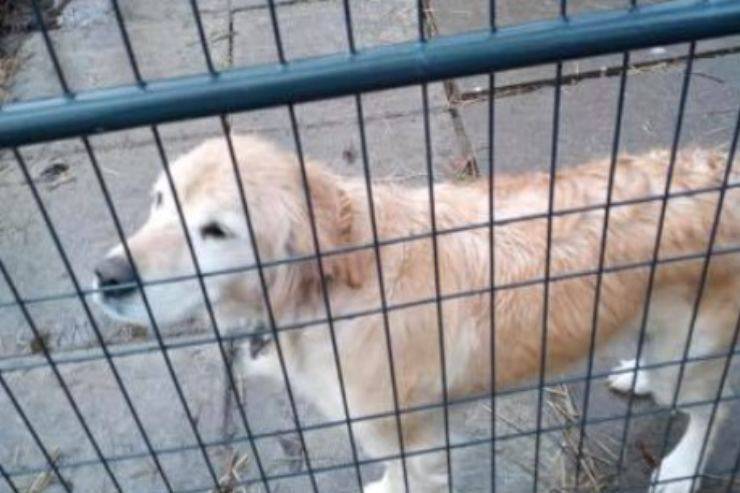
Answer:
[200,222,230,240]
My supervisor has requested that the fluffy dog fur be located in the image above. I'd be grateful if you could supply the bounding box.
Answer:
[95,135,740,493]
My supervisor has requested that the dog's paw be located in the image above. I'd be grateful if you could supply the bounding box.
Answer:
[648,468,700,493]
[608,359,651,396]
[363,478,389,493]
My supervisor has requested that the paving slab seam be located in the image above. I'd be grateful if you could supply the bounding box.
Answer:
[424,0,479,176]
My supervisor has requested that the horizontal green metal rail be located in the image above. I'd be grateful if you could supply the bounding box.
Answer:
[1,0,739,147]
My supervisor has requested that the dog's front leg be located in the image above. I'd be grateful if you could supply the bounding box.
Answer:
[363,462,404,493]
[363,449,448,493]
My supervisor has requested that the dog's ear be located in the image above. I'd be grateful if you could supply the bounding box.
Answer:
[288,164,365,288]
[327,186,365,288]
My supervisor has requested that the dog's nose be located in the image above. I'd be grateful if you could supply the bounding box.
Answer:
[95,256,137,297]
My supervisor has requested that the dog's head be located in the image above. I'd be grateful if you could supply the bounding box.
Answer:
[93,135,362,329]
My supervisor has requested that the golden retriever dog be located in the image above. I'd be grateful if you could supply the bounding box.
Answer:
[94,135,739,493]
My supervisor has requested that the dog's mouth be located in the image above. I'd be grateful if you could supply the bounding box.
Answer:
[248,321,272,358]
[99,283,138,302]
[249,333,271,358]
[93,278,138,317]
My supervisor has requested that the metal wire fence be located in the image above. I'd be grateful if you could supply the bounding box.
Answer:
[1,0,740,492]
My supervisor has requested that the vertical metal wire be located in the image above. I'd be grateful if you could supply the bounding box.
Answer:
[685,108,740,492]
[32,2,225,486]
[336,0,414,482]
[183,7,284,489]
[9,149,122,492]
[0,461,17,493]
[613,41,697,486]
[81,137,227,490]
[189,0,217,76]
[352,94,412,493]
[23,13,170,492]
[217,116,313,493]
[282,106,342,492]
[75,148,222,490]
[417,0,427,42]
[265,0,287,64]
[29,0,71,96]
[259,2,331,491]
[727,439,740,493]
[108,0,144,86]
[24,21,169,491]
[104,1,272,487]
[13,139,175,492]
[0,460,18,493]
[341,6,409,490]
[297,2,384,490]
[659,105,740,492]
[572,50,631,488]
[531,60,563,493]
[284,115,366,491]
[341,0,356,54]
[0,368,67,492]
[689,311,740,490]
[277,7,369,489]
[420,82,454,492]
[234,0,370,473]
[415,1,452,488]
[488,1,498,490]
[487,72,498,493]
[150,125,298,490]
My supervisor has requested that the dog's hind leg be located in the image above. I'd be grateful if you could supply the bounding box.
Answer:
[648,368,731,493]
[641,286,737,493]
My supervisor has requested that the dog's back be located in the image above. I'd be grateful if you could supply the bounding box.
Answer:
[384,149,740,389]
[504,149,740,372]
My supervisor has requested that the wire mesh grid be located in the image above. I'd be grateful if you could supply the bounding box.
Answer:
[1,0,740,492]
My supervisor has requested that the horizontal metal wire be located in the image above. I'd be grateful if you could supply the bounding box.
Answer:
[2,240,739,375]
[178,462,740,493]
[1,180,738,312]
[8,389,740,490]
[1,0,740,147]
[5,347,740,480]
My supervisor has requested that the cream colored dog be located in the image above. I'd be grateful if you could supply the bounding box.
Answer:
[94,135,740,493]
